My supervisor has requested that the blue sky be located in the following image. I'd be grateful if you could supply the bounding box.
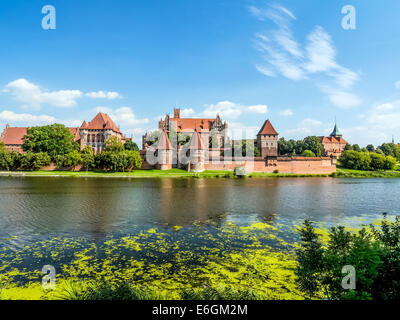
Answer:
[1,0,400,146]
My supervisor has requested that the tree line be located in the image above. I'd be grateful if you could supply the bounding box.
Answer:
[0,124,142,172]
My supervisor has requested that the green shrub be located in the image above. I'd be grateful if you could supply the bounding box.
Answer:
[302,150,316,157]
[296,214,400,300]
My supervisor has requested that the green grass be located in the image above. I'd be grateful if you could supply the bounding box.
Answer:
[1,167,400,179]
[60,282,264,300]
[334,167,400,178]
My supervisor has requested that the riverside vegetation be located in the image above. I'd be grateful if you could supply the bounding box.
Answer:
[0,215,398,300]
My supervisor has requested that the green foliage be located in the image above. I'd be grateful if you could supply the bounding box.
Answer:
[81,146,95,171]
[63,150,82,169]
[344,144,353,151]
[124,140,139,151]
[105,136,124,152]
[377,143,400,161]
[296,215,400,300]
[0,149,14,171]
[22,124,78,159]
[226,140,260,157]
[0,141,5,151]
[279,136,323,156]
[302,150,316,157]
[366,144,375,152]
[302,136,323,157]
[20,152,51,171]
[339,150,397,171]
[95,150,142,172]
[352,144,361,152]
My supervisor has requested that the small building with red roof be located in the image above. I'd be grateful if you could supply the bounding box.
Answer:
[0,112,130,154]
[319,122,348,158]
[257,119,279,158]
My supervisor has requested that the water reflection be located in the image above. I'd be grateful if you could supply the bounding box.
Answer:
[0,176,400,246]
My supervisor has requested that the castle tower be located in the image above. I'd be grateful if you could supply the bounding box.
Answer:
[188,129,206,172]
[257,120,279,158]
[174,108,180,119]
[329,121,342,138]
[155,130,173,170]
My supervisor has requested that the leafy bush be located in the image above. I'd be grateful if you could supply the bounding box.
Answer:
[302,150,316,157]
[20,152,51,171]
[22,124,79,159]
[81,146,95,171]
[296,214,400,300]
[339,150,397,171]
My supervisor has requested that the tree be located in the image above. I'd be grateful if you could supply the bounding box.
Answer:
[352,144,361,152]
[366,144,375,152]
[339,150,371,170]
[344,144,353,151]
[297,215,400,300]
[384,155,397,170]
[124,140,139,151]
[370,152,386,171]
[278,138,296,156]
[20,152,51,171]
[302,136,323,157]
[22,124,79,159]
[302,150,316,157]
[105,136,124,152]
[63,150,82,170]
[0,141,5,151]
[0,149,14,171]
[81,146,95,171]
[377,143,400,160]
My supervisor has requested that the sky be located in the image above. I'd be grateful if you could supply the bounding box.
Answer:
[1,0,400,146]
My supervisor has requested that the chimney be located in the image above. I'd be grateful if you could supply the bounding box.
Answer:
[174,108,180,119]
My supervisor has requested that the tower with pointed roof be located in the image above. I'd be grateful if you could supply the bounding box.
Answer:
[257,120,279,158]
[186,129,206,172]
[320,121,348,158]
[154,130,174,170]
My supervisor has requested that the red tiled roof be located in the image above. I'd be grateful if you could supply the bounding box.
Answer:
[258,120,278,135]
[1,126,80,146]
[172,118,216,133]
[1,127,27,145]
[80,121,88,129]
[87,112,121,133]
[156,130,173,150]
[69,128,81,142]
[188,130,205,150]
[320,136,348,144]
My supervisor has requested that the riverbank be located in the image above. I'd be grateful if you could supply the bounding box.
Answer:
[1,168,400,178]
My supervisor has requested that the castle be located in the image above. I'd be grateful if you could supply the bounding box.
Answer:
[0,112,130,154]
[1,109,347,175]
[145,108,229,149]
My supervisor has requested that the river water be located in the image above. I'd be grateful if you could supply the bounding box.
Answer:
[1,176,399,246]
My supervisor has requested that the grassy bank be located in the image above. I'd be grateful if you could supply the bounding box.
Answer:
[334,168,400,178]
[0,169,331,179]
[1,168,400,178]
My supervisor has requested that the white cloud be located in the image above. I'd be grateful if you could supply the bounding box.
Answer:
[93,106,149,126]
[0,110,82,127]
[246,104,268,114]
[4,79,83,108]
[343,99,400,146]
[322,87,362,109]
[86,91,121,99]
[199,101,268,119]
[180,108,195,117]
[0,110,55,124]
[252,5,361,108]
[283,118,324,137]
[280,109,293,116]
